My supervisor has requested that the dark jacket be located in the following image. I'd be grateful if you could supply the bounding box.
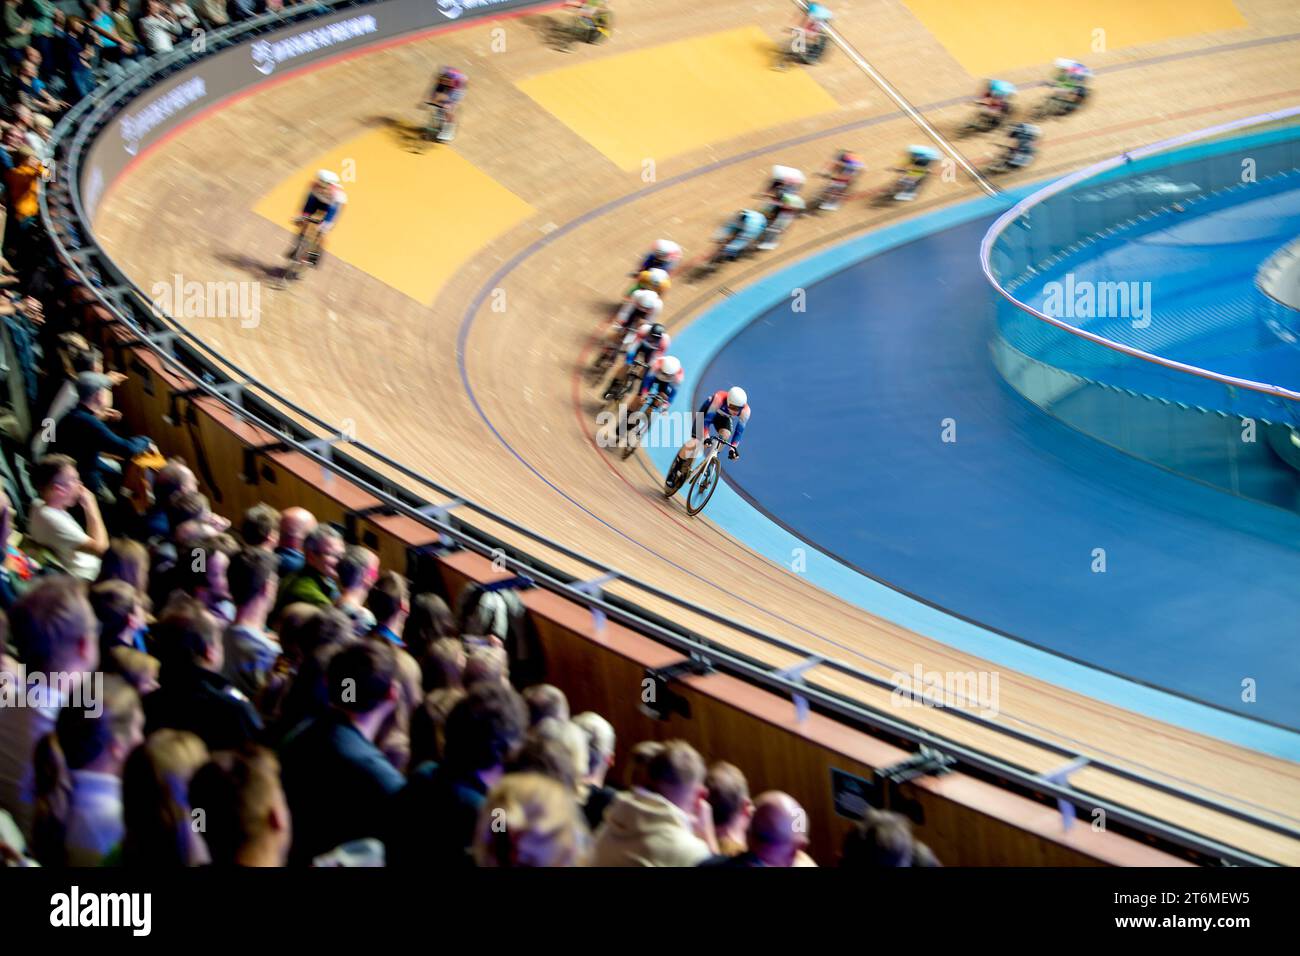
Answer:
[279,710,405,866]
[386,761,487,868]
[143,663,262,752]
[52,404,149,493]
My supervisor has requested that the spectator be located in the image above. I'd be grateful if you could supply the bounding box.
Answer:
[401,591,454,667]
[510,717,587,796]
[108,0,139,50]
[421,635,465,693]
[408,686,464,769]
[259,605,353,744]
[144,594,262,750]
[0,577,99,841]
[137,0,181,54]
[238,502,279,552]
[624,739,663,792]
[168,0,199,32]
[279,640,404,866]
[591,739,716,867]
[192,0,226,29]
[32,675,143,866]
[28,0,57,75]
[362,568,406,647]
[699,792,812,868]
[48,373,153,497]
[839,808,940,868]
[222,547,280,701]
[188,744,290,867]
[472,774,591,868]
[225,0,257,22]
[706,761,752,858]
[119,728,208,866]
[388,681,527,868]
[3,145,45,269]
[95,537,151,599]
[274,505,314,576]
[3,0,32,66]
[572,711,616,830]
[180,532,238,623]
[275,523,342,613]
[89,579,150,671]
[139,457,197,541]
[26,454,108,580]
[522,683,569,725]
[335,544,378,636]
[462,642,509,688]
[83,0,135,62]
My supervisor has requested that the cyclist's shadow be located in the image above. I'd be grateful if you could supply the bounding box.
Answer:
[364,114,430,154]
[213,249,283,284]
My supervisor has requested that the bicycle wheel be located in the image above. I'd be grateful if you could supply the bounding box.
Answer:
[663,456,688,498]
[621,409,650,459]
[685,457,721,516]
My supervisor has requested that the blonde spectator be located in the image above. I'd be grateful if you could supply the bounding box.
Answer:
[473,773,591,868]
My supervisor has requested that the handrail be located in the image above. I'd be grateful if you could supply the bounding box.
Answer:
[37,3,1300,865]
[1258,236,1300,312]
[979,106,1300,405]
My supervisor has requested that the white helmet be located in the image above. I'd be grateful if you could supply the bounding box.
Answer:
[658,356,682,379]
[726,386,748,409]
[631,289,661,311]
[772,165,806,187]
[653,239,682,257]
[316,169,340,186]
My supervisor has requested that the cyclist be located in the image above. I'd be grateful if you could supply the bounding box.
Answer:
[605,321,670,401]
[757,190,806,250]
[1051,59,1091,109]
[975,79,1015,130]
[671,386,750,481]
[624,267,671,299]
[817,148,864,211]
[790,3,831,63]
[715,209,767,262]
[626,353,684,419]
[427,66,467,142]
[611,287,662,336]
[636,239,683,275]
[1000,122,1040,169]
[893,145,940,201]
[565,0,612,43]
[764,164,806,201]
[292,169,347,266]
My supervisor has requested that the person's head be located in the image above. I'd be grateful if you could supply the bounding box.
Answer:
[707,761,752,842]
[336,545,379,596]
[303,525,344,579]
[153,459,197,512]
[409,687,465,768]
[10,576,98,678]
[239,503,280,551]
[326,639,398,724]
[167,491,212,530]
[183,534,239,604]
[472,773,591,868]
[33,676,143,865]
[462,643,509,688]
[403,592,455,650]
[226,547,278,614]
[421,636,465,692]
[95,537,151,598]
[626,740,664,791]
[33,454,82,509]
[18,61,37,82]
[151,594,222,674]
[363,570,407,629]
[645,739,706,814]
[122,729,209,867]
[90,579,146,653]
[511,718,587,794]
[522,684,569,726]
[747,792,809,867]
[188,745,290,867]
[442,682,528,780]
[273,603,322,664]
[839,808,939,868]
[571,712,615,786]
[278,507,316,552]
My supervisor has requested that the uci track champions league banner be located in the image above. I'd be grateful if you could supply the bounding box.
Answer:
[80,0,543,226]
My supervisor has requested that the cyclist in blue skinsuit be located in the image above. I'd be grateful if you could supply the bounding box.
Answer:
[715,209,766,262]
[292,169,347,266]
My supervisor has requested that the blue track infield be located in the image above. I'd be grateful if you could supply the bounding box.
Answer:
[651,187,1300,760]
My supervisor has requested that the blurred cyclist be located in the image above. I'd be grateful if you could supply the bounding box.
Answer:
[565,0,612,42]
[976,79,1015,129]
[605,321,670,401]
[758,190,806,250]
[1052,59,1090,108]
[790,3,831,63]
[817,148,864,211]
[625,267,671,300]
[715,209,767,262]
[636,239,683,275]
[293,169,347,264]
[764,164,806,201]
[892,145,940,201]
[1001,122,1040,169]
[671,386,750,481]
[627,354,684,419]
[611,287,662,336]
[427,65,466,142]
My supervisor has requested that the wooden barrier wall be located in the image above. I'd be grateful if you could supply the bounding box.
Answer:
[91,314,1188,867]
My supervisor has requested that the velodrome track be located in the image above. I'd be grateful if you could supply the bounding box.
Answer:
[91,0,1300,861]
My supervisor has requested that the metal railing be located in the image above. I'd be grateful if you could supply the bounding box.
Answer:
[38,2,1300,866]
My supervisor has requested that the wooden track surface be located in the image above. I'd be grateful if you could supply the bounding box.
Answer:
[93,0,1300,862]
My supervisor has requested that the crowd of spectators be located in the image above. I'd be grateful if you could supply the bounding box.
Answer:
[0,1,943,870]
